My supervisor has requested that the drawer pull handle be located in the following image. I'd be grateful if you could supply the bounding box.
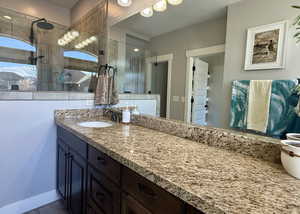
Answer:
[96,192,106,202]
[138,183,157,198]
[97,156,106,164]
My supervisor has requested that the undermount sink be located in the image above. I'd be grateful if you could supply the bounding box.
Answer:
[77,121,113,128]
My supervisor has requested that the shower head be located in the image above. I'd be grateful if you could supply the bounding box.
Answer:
[36,21,54,30]
[32,18,54,30]
[29,18,54,45]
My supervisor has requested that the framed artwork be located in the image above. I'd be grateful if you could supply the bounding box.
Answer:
[244,21,288,70]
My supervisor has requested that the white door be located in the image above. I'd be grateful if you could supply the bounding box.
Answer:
[191,58,209,125]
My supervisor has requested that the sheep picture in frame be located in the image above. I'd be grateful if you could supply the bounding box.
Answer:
[244,21,288,70]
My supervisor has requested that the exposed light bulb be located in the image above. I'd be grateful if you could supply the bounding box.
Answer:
[117,0,132,7]
[82,40,88,46]
[58,39,65,46]
[71,30,79,38]
[153,0,167,12]
[140,8,153,17]
[167,0,183,5]
[133,48,140,52]
[90,36,97,42]
[3,15,12,20]
[87,38,93,44]
[64,34,71,42]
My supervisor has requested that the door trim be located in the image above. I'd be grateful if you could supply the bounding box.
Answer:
[184,44,225,123]
[146,53,173,119]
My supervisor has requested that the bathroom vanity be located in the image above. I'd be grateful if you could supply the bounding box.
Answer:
[57,126,201,214]
[55,109,300,214]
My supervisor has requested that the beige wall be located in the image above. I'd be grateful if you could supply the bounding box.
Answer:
[0,0,71,26]
[221,0,300,128]
[149,17,227,120]
[71,0,101,24]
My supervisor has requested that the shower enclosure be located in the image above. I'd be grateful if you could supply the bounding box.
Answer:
[0,3,107,92]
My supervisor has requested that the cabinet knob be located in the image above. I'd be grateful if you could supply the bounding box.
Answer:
[97,156,106,164]
[96,192,106,202]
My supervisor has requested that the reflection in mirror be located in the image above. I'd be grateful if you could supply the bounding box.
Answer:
[109,0,300,139]
[0,2,107,92]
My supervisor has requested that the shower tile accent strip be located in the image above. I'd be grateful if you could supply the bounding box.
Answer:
[55,108,281,163]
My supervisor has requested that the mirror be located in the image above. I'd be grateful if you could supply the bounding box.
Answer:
[0,2,107,92]
[109,0,300,139]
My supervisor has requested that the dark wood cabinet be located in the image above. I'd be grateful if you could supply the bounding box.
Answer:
[68,150,87,214]
[186,206,205,214]
[87,166,120,214]
[57,128,87,214]
[87,203,102,214]
[121,193,152,214]
[122,167,184,214]
[57,126,205,214]
[57,140,68,202]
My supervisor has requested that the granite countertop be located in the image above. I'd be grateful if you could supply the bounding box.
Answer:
[55,116,300,214]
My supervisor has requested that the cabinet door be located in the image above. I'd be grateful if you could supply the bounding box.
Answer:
[57,141,68,202]
[87,166,120,214]
[87,204,103,214]
[186,205,205,214]
[121,193,152,214]
[69,150,87,214]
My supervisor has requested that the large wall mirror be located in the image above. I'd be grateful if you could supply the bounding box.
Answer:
[109,0,300,139]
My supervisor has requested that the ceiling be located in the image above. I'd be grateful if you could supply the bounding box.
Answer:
[47,0,80,9]
[114,0,242,38]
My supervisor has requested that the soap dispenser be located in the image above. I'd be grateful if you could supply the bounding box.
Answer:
[132,105,140,115]
[122,106,131,124]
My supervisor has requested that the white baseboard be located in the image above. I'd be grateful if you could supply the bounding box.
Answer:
[0,189,60,214]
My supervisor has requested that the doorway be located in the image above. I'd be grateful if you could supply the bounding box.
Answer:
[151,62,168,117]
[146,54,173,118]
[190,58,209,125]
[185,44,225,125]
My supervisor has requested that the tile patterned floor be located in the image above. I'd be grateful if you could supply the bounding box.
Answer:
[24,200,68,214]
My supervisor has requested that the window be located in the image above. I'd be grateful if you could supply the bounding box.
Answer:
[0,36,37,91]
[0,36,35,51]
[64,51,98,62]
[62,51,97,92]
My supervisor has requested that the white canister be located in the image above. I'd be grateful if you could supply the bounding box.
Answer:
[286,133,300,141]
[281,140,300,179]
[122,107,131,124]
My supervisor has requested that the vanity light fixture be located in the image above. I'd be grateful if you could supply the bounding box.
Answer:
[58,30,79,46]
[58,39,67,46]
[153,0,167,12]
[117,0,132,7]
[3,15,12,20]
[75,36,97,49]
[167,0,183,5]
[140,7,153,17]
[133,48,139,52]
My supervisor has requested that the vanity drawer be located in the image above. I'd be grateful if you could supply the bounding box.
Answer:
[57,127,87,159]
[88,146,121,185]
[122,167,184,214]
[87,166,120,214]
